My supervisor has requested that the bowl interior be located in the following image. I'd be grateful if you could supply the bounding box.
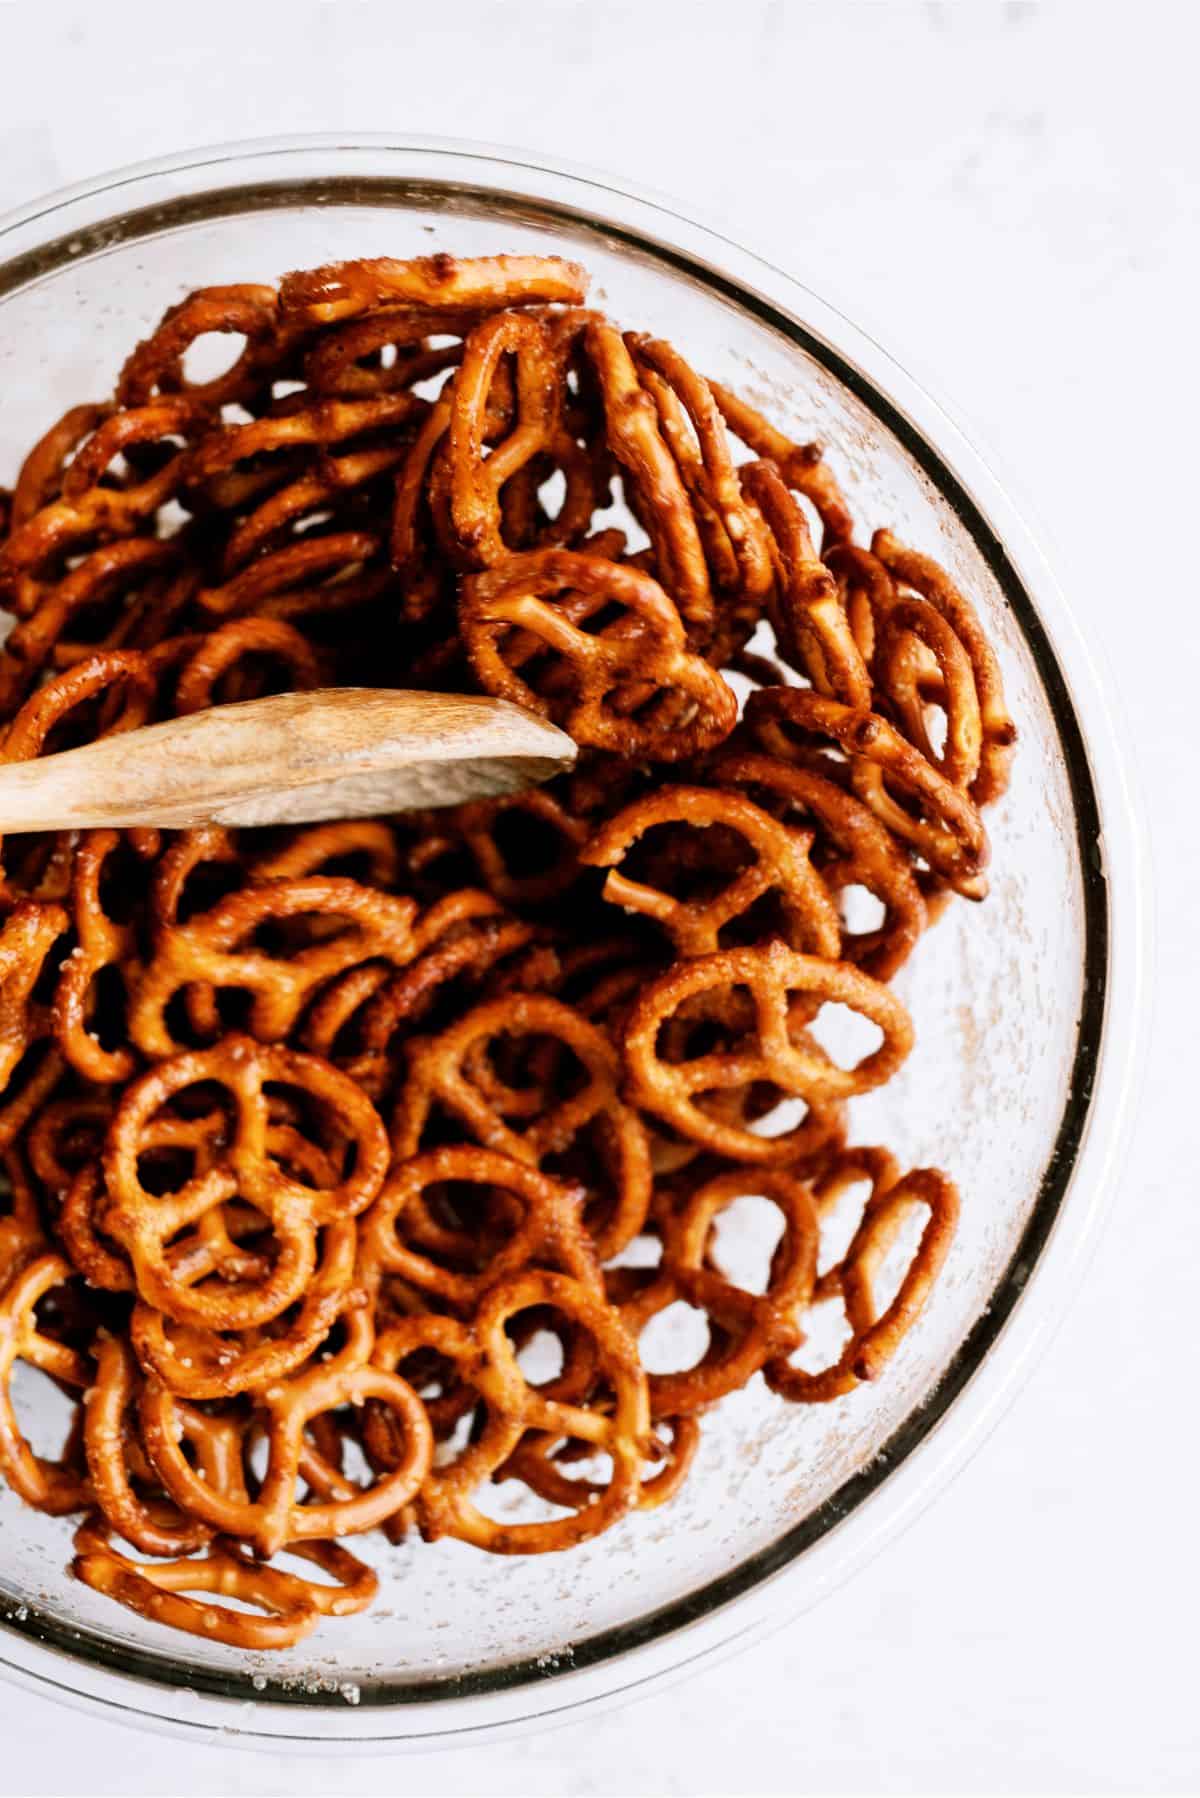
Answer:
[0,167,1095,1711]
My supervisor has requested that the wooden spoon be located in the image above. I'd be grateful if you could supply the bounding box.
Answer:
[0,689,577,832]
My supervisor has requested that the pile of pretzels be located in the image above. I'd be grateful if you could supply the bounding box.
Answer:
[0,252,1013,1649]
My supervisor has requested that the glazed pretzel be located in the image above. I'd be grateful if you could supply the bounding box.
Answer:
[278,252,588,328]
[59,1107,339,1306]
[712,749,928,979]
[461,548,736,759]
[0,900,69,1091]
[823,541,898,666]
[581,785,841,959]
[359,1145,598,1309]
[631,1165,821,1416]
[0,1038,68,1164]
[0,653,157,912]
[373,1268,649,1553]
[24,1090,110,1199]
[872,529,1016,805]
[625,335,774,622]
[582,320,713,632]
[8,403,113,535]
[185,391,426,500]
[51,829,158,1084]
[765,1163,958,1401]
[872,594,983,789]
[101,1037,388,1330]
[0,399,201,592]
[72,1517,377,1649]
[394,991,651,1259]
[128,1210,358,1400]
[171,614,321,715]
[708,380,855,547]
[739,459,871,704]
[305,304,477,397]
[0,538,179,709]
[623,939,912,1161]
[440,310,599,567]
[128,876,418,1057]
[305,897,537,1095]
[148,823,401,1049]
[0,1146,49,1283]
[218,440,404,578]
[0,1250,91,1513]
[252,819,403,886]
[82,1334,214,1555]
[389,395,456,623]
[116,284,284,409]
[499,1411,701,1516]
[144,825,239,942]
[1,649,156,816]
[140,1327,433,1557]
[744,687,990,899]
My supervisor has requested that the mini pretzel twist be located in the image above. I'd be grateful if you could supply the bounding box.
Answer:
[461,548,736,759]
[872,594,983,789]
[0,900,69,1091]
[0,1250,91,1513]
[394,991,651,1259]
[9,403,114,537]
[823,541,898,665]
[440,311,599,567]
[139,1324,433,1557]
[630,1164,821,1416]
[72,1516,377,1649]
[82,1334,214,1556]
[765,1161,959,1401]
[711,749,928,979]
[0,539,179,709]
[304,894,536,1095]
[581,785,841,959]
[199,531,388,621]
[128,876,418,1057]
[304,304,477,397]
[583,320,714,632]
[872,529,1016,805]
[499,1411,701,1517]
[373,1268,649,1553]
[101,1037,388,1330]
[739,459,871,704]
[171,614,322,716]
[51,829,158,1084]
[744,687,990,899]
[185,392,426,501]
[625,335,774,635]
[252,819,403,886]
[708,380,855,547]
[417,788,591,908]
[359,1144,599,1309]
[278,253,588,328]
[128,1210,359,1400]
[116,284,284,410]
[0,399,202,592]
[623,939,912,1161]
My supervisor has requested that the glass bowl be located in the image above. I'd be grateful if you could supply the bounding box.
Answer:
[0,135,1145,1748]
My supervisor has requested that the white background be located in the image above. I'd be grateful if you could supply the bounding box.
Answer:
[0,2,1195,1792]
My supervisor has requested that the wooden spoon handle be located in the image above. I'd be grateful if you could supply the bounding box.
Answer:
[0,689,576,832]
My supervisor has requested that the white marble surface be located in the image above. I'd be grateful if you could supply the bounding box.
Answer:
[0,2,1195,1791]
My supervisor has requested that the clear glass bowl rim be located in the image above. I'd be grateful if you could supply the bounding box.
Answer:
[0,132,1149,1749]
